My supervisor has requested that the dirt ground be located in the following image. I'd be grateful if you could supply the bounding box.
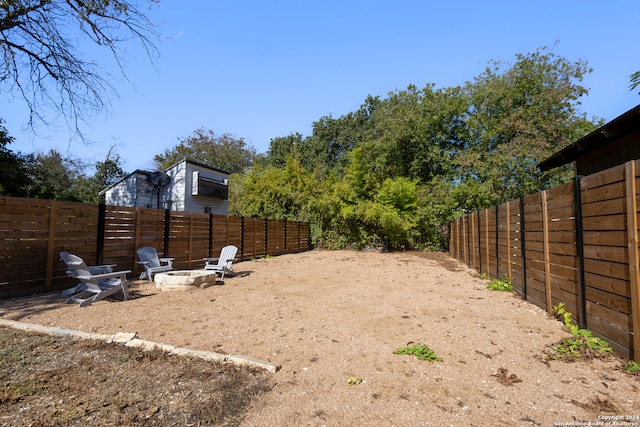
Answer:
[1,250,639,426]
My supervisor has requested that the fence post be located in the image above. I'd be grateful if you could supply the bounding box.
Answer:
[520,196,527,300]
[625,161,640,362]
[284,219,288,254]
[163,209,170,255]
[96,202,106,265]
[573,175,587,329]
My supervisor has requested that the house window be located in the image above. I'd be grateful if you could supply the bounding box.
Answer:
[192,171,228,199]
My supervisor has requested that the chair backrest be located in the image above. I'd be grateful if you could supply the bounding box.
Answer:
[218,245,238,268]
[60,252,99,290]
[137,246,161,269]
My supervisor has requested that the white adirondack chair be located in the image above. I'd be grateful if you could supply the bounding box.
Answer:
[203,245,238,280]
[136,246,174,281]
[61,252,130,307]
[60,252,117,296]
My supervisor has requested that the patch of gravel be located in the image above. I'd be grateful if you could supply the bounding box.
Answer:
[1,250,639,426]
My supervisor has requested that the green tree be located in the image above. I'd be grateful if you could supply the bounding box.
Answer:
[308,95,381,175]
[23,149,84,201]
[154,129,258,174]
[330,149,438,250]
[73,147,127,203]
[264,133,306,168]
[367,84,468,183]
[229,156,317,221]
[455,47,598,206]
[232,47,601,251]
[1,0,161,136]
[0,119,30,196]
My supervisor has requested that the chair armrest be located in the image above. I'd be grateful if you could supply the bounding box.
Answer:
[96,264,116,269]
[159,258,175,262]
[68,264,116,277]
[77,270,132,280]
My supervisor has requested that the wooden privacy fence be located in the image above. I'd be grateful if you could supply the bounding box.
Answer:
[0,196,310,299]
[449,160,640,362]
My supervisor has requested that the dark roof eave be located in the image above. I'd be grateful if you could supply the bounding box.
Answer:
[538,105,640,172]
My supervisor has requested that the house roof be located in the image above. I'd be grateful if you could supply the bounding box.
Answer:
[538,104,640,172]
[179,158,231,175]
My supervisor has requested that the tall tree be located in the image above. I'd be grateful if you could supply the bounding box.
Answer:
[367,84,468,183]
[229,156,318,221]
[456,47,598,205]
[232,47,601,250]
[154,128,258,173]
[0,0,161,136]
[264,133,306,168]
[23,149,84,200]
[73,146,127,203]
[0,118,29,196]
[309,95,381,174]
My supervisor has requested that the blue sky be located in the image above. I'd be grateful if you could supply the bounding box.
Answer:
[3,1,640,173]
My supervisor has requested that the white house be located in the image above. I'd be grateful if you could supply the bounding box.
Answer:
[100,158,230,215]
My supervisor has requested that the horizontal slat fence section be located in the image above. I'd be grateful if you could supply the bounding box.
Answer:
[581,164,634,357]
[449,160,640,362]
[0,196,310,299]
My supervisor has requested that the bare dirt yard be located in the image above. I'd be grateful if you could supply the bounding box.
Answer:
[1,250,639,426]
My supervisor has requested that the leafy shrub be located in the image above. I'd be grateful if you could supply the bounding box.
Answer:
[548,303,613,360]
[486,276,513,291]
[393,343,442,362]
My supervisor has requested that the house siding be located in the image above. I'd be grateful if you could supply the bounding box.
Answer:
[104,172,148,208]
[576,128,640,176]
[101,159,229,214]
[181,162,228,215]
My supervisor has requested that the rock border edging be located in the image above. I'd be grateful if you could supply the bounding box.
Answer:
[0,318,281,373]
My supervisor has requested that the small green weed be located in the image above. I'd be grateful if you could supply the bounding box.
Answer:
[486,276,513,292]
[477,272,489,280]
[622,360,640,375]
[548,303,613,360]
[394,343,442,362]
